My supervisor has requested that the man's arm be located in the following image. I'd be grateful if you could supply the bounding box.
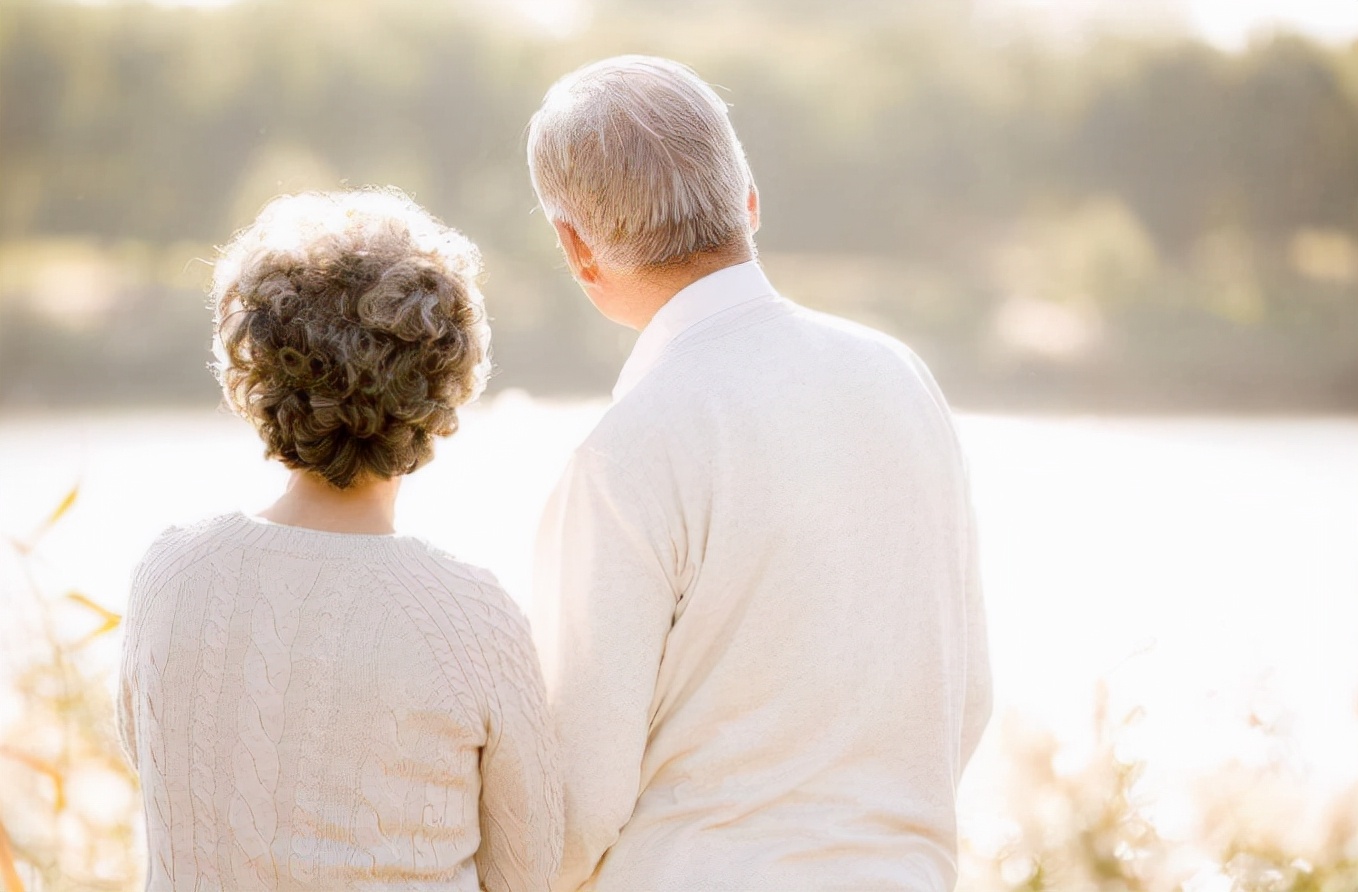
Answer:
[960,486,993,769]
[533,445,677,892]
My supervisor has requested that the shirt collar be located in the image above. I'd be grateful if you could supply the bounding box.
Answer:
[612,261,777,401]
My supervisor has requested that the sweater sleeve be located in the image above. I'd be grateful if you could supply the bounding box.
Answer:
[116,649,138,767]
[532,446,677,892]
[960,494,993,768]
[116,580,137,765]
[116,533,166,770]
[476,599,565,892]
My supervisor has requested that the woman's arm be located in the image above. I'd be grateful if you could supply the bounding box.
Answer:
[476,605,564,892]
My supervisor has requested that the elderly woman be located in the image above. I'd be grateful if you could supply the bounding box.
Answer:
[117,189,562,891]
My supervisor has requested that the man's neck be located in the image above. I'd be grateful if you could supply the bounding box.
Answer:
[616,247,754,331]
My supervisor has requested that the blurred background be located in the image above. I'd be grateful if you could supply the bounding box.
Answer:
[1,0,1356,890]
[3,0,1358,410]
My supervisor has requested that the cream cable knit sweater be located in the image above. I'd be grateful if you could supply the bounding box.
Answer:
[118,512,562,891]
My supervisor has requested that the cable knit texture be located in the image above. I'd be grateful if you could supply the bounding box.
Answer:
[118,512,562,892]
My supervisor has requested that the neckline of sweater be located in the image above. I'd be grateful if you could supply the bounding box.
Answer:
[219,510,424,559]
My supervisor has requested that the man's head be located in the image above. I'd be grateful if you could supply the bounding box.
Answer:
[527,55,759,325]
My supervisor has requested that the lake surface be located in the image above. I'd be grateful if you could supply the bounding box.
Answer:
[2,398,1356,841]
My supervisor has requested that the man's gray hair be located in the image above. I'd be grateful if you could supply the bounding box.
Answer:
[527,55,755,269]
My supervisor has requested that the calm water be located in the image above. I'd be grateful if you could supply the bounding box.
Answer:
[2,398,1356,833]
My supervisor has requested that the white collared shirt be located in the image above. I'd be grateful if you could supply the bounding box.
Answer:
[612,260,777,401]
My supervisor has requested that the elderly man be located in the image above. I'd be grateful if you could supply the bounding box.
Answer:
[528,56,991,892]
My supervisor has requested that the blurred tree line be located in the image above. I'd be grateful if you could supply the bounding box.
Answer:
[1,0,1355,410]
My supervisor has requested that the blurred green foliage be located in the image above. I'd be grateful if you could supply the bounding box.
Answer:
[1,0,1355,410]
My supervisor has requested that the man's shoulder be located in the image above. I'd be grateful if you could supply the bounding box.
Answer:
[687,295,925,371]
[789,302,922,360]
[702,298,942,397]
[781,302,952,396]
[588,299,950,450]
[573,400,664,475]
[614,299,936,398]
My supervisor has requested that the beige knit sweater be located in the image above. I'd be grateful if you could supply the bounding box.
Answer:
[118,512,562,891]
[534,263,991,891]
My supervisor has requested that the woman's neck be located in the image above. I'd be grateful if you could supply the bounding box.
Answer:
[257,470,401,535]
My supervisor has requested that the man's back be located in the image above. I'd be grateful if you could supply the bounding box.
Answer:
[536,290,991,891]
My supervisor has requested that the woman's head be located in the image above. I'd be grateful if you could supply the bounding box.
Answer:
[211,188,490,489]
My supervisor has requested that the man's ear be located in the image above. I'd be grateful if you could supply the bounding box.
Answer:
[747,186,761,235]
[552,219,599,285]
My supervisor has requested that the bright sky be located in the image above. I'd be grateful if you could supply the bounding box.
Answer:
[77,0,1358,49]
[1183,0,1358,48]
[983,0,1358,49]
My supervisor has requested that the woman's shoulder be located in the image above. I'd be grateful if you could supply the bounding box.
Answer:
[123,514,252,627]
[395,539,528,627]
[132,513,246,581]
[384,542,541,700]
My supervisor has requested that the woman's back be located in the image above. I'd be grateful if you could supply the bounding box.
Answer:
[119,512,560,891]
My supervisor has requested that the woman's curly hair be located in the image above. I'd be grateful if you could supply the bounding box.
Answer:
[211,188,490,489]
